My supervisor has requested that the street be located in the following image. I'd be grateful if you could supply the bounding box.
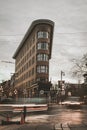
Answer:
[47,104,87,124]
[0,104,87,129]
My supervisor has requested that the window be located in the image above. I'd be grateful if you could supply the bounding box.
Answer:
[37,31,48,38]
[37,65,48,73]
[37,66,40,73]
[37,42,48,50]
[37,54,48,61]
[36,78,48,82]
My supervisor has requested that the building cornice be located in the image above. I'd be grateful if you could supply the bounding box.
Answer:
[13,19,54,59]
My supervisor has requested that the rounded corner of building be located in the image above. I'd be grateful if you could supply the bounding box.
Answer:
[31,19,54,28]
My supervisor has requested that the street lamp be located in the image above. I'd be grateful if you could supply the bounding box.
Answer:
[61,71,65,82]
[60,71,65,88]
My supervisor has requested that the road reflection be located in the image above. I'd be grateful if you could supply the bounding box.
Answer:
[55,111,82,123]
[0,104,87,124]
[48,106,87,124]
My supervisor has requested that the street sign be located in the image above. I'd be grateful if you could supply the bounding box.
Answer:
[68,91,71,96]
[61,90,65,95]
[40,90,44,95]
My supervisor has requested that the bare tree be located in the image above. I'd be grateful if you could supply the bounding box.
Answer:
[71,53,87,78]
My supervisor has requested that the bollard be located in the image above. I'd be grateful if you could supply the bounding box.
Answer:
[23,106,26,123]
[20,106,26,124]
[20,112,24,124]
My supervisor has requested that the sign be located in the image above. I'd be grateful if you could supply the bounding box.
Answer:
[61,90,65,95]
[40,90,44,95]
[68,91,71,96]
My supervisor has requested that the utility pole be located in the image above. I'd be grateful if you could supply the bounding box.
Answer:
[61,71,62,83]
[61,71,65,84]
[60,71,65,103]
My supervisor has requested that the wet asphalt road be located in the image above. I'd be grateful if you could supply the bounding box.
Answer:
[10,104,87,123]
[0,104,87,130]
[47,104,87,124]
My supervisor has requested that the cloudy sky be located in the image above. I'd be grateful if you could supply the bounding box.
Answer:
[0,0,87,83]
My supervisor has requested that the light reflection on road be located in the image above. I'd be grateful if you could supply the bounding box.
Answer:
[25,108,87,124]
[51,110,82,123]
[48,107,87,124]
[0,105,87,124]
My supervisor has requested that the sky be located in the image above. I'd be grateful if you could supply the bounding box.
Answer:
[0,0,87,84]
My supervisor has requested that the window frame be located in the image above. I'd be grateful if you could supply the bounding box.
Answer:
[37,42,48,50]
[37,65,48,73]
[37,31,48,39]
[37,53,48,61]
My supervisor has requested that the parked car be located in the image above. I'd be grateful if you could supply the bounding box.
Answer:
[61,96,83,108]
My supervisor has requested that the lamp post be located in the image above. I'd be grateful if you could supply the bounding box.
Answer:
[60,71,65,88]
[60,71,65,103]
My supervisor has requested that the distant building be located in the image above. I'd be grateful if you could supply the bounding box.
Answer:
[10,73,16,97]
[66,83,83,96]
[1,80,11,97]
[13,19,54,97]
